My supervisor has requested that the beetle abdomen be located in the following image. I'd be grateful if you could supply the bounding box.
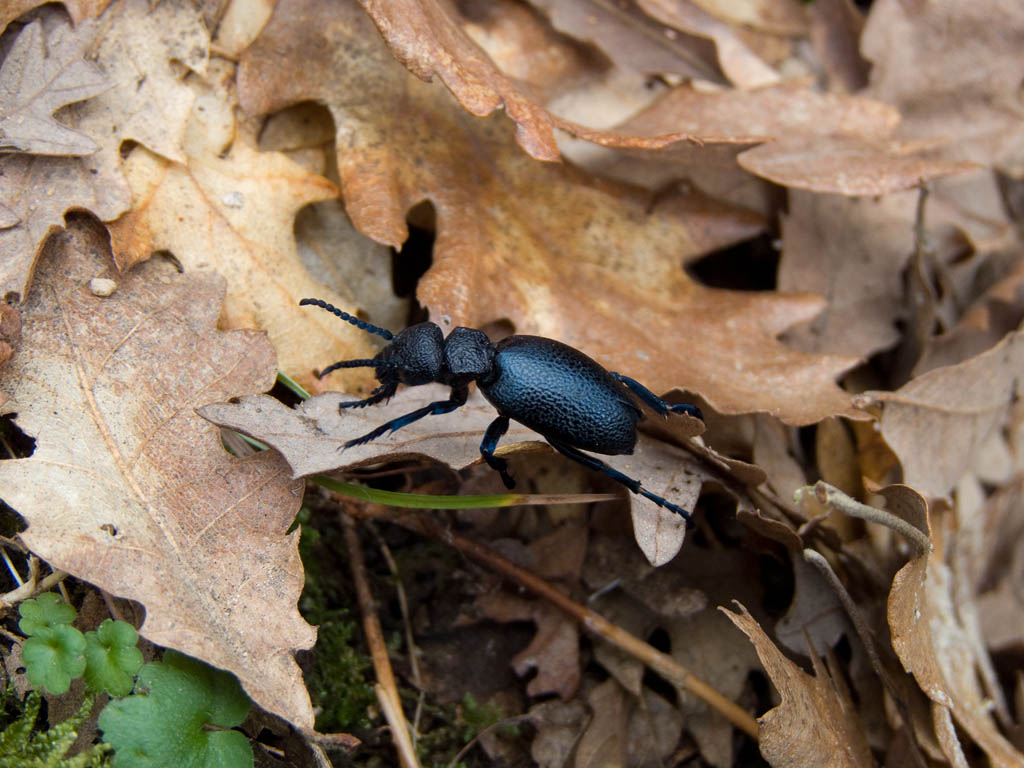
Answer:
[481,336,640,455]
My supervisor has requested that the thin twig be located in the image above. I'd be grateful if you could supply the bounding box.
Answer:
[340,512,421,768]
[798,481,931,554]
[367,522,426,742]
[1,548,24,586]
[346,504,760,740]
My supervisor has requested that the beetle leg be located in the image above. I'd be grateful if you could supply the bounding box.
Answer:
[343,384,468,448]
[480,416,514,489]
[547,439,692,521]
[339,382,398,410]
[610,372,703,421]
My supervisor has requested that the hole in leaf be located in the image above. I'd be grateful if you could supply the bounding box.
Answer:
[0,414,35,458]
[392,202,435,325]
[687,233,779,291]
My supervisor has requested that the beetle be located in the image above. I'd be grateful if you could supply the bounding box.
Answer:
[300,298,703,519]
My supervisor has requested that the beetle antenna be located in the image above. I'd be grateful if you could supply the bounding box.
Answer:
[318,359,401,378]
[300,298,395,340]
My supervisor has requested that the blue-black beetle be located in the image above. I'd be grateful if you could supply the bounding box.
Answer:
[301,298,703,519]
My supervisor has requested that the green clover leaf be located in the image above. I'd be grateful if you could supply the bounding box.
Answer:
[83,619,144,696]
[18,593,77,635]
[21,625,87,695]
[98,650,253,768]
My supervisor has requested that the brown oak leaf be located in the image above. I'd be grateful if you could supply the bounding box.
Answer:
[238,0,861,425]
[0,221,316,728]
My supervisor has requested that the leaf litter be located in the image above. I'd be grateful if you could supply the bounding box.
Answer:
[1,0,1024,766]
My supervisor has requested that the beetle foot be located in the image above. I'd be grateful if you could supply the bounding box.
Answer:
[499,469,516,490]
[668,403,703,421]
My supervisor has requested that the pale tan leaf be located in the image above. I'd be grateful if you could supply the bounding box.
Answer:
[106,74,364,393]
[779,190,917,357]
[615,80,974,196]
[0,152,129,301]
[0,0,209,302]
[198,387,705,563]
[863,0,1024,175]
[867,328,1024,499]
[0,19,108,155]
[689,0,809,35]
[0,0,113,31]
[0,222,316,728]
[69,0,209,165]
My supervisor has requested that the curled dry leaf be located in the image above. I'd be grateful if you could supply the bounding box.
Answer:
[636,0,782,87]
[238,0,861,426]
[528,0,727,85]
[884,485,1024,767]
[867,328,1024,499]
[0,222,316,728]
[198,387,708,564]
[616,80,974,196]
[354,0,708,161]
[723,601,874,768]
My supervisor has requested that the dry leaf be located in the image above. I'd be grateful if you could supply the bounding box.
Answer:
[885,485,1024,767]
[198,387,705,564]
[636,0,782,87]
[723,601,874,768]
[1,0,210,303]
[808,0,868,93]
[862,0,1024,175]
[355,0,710,161]
[690,0,808,35]
[0,300,22,370]
[476,594,581,699]
[106,69,373,393]
[68,0,209,166]
[0,221,316,728]
[575,678,628,768]
[238,0,861,426]
[0,0,113,31]
[868,327,1024,499]
[0,12,130,301]
[529,0,727,85]
[775,554,851,657]
[779,189,917,358]
[668,608,760,767]
[529,699,588,768]
[0,19,108,155]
